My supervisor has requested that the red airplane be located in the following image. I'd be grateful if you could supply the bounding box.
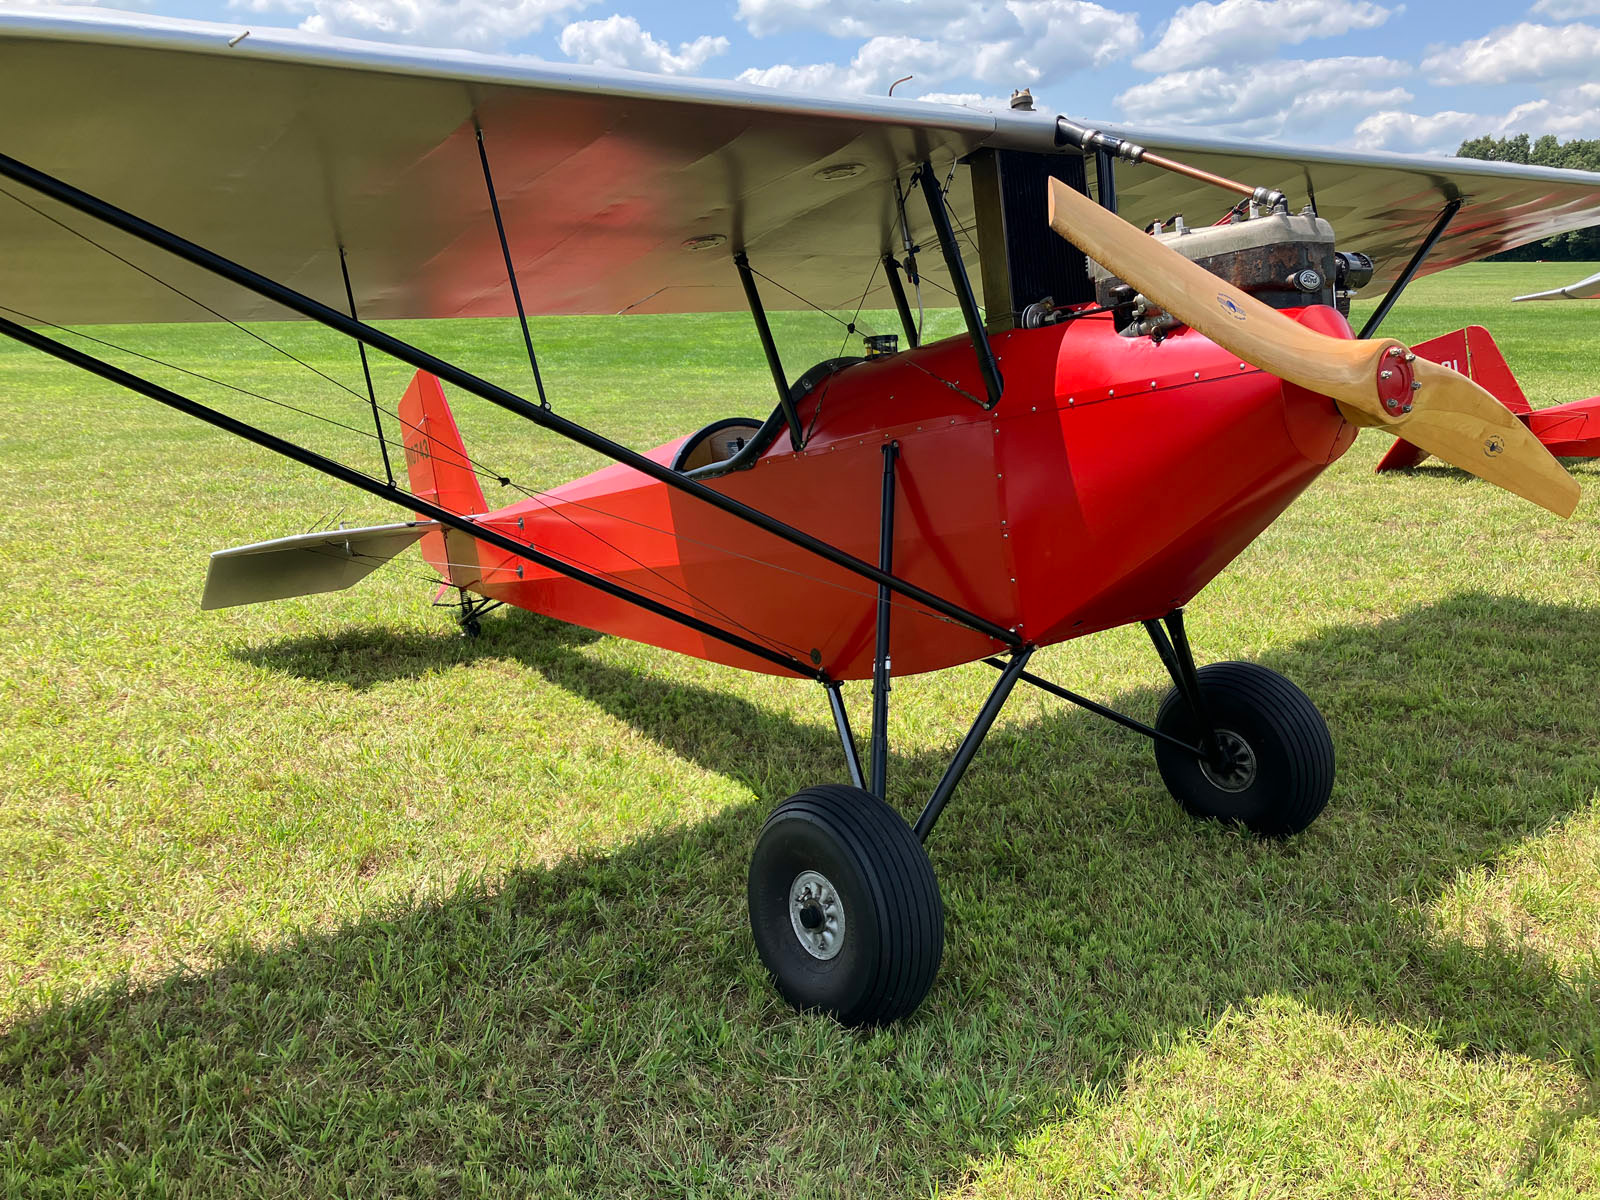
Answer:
[3,11,1599,1025]
[1377,326,1600,470]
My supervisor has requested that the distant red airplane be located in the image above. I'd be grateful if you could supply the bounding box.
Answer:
[1377,326,1600,470]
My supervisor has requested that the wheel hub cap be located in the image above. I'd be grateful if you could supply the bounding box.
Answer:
[788,870,845,960]
[1199,729,1257,792]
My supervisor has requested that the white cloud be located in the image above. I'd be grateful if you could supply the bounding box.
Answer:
[1009,0,1143,74]
[736,0,971,39]
[738,2,1140,97]
[739,36,957,95]
[226,0,315,13]
[1530,0,1600,18]
[1116,57,1411,138]
[1420,22,1600,85]
[915,91,1023,111]
[1134,0,1394,71]
[298,0,590,50]
[1355,84,1600,152]
[558,15,728,74]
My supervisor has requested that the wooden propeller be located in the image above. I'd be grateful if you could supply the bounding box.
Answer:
[1046,178,1580,518]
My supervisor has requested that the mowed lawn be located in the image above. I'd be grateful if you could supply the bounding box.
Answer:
[1,262,1597,1196]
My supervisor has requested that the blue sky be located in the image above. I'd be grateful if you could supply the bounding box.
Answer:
[16,0,1600,152]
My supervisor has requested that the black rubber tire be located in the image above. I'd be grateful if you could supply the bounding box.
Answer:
[748,785,943,1026]
[1153,661,1334,838]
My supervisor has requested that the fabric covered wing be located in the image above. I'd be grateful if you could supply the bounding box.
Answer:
[0,9,1034,325]
[1,9,1597,325]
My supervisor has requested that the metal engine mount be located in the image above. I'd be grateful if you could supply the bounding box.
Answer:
[1090,210,1340,337]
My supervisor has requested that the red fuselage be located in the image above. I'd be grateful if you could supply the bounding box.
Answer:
[434,308,1357,680]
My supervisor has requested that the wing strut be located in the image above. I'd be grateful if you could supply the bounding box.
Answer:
[337,245,394,487]
[734,251,806,450]
[1359,198,1462,338]
[475,123,550,408]
[916,161,1003,408]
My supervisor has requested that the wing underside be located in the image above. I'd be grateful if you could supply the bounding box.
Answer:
[1,9,1598,327]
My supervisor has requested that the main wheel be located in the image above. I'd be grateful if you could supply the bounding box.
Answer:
[748,785,943,1026]
[1153,661,1334,837]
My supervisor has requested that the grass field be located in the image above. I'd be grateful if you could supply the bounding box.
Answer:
[1,261,1597,1196]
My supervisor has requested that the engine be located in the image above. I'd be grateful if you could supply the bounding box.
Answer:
[1086,210,1374,338]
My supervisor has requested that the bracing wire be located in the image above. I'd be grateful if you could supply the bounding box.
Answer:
[0,185,984,648]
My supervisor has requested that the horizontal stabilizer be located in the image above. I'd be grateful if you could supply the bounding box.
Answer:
[201,521,436,610]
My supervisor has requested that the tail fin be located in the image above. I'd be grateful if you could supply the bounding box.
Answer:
[398,370,488,586]
[1376,326,1531,471]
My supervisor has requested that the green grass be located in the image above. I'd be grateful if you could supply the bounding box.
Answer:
[1,263,1597,1196]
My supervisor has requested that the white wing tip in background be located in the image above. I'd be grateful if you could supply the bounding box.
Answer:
[1513,268,1600,302]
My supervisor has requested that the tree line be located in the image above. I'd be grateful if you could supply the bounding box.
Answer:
[1455,134,1600,262]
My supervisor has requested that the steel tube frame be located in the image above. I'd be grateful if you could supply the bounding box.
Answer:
[913,646,1034,841]
[825,681,865,789]
[734,251,806,451]
[882,254,920,348]
[0,314,827,682]
[1143,610,1221,764]
[1359,198,1463,339]
[916,160,1003,408]
[869,441,898,798]
[981,657,1205,757]
[0,149,1019,650]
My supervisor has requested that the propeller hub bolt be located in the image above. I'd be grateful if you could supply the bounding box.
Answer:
[1374,352,1416,413]
[1411,381,1422,391]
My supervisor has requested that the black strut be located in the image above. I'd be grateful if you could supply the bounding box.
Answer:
[734,252,805,451]
[869,441,898,798]
[913,647,1034,841]
[337,246,394,487]
[475,124,549,407]
[882,254,920,348]
[1359,197,1462,339]
[1144,609,1222,765]
[916,161,1003,408]
[825,680,865,790]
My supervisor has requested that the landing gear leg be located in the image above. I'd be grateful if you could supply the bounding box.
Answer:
[1146,609,1335,837]
[435,588,503,639]
[752,647,1033,1025]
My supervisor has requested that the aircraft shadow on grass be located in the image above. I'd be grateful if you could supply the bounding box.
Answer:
[13,592,1600,1189]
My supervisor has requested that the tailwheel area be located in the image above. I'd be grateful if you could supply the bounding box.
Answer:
[434,588,503,639]
[1152,661,1335,837]
[748,785,943,1026]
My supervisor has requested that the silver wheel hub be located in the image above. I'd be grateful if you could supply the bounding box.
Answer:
[1199,729,1257,792]
[788,870,846,960]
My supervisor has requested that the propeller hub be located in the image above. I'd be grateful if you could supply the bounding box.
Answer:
[1375,345,1416,415]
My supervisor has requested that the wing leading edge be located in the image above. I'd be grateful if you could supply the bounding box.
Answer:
[0,8,1597,326]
